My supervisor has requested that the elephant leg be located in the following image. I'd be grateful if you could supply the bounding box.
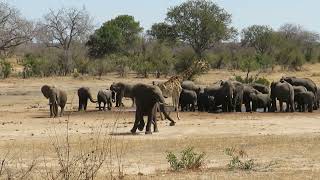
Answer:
[245,102,251,112]
[78,99,82,111]
[107,101,112,110]
[60,105,65,117]
[53,103,58,117]
[84,99,88,111]
[145,110,153,134]
[279,101,283,112]
[98,102,101,111]
[131,98,135,107]
[49,104,53,117]
[153,107,159,133]
[131,110,143,134]
[103,102,106,111]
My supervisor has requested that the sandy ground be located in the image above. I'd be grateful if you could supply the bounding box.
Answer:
[1,65,320,179]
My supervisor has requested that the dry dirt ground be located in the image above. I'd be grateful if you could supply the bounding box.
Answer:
[2,65,320,179]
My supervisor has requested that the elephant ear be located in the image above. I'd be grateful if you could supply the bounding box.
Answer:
[41,85,52,99]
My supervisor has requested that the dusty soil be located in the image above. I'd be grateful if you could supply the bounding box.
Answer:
[1,65,320,179]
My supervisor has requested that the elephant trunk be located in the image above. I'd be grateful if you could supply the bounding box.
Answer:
[158,103,175,126]
[88,92,97,103]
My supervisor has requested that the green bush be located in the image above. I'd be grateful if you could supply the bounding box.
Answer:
[235,75,270,86]
[0,60,12,79]
[22,54,43,78]
[166,147,206,171]
[225,147,255,171]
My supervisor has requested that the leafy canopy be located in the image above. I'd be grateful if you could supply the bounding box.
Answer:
[86,15,143,58]
[166,0,236,57]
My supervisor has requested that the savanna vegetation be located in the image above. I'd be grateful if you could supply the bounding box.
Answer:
[0,0,319,82]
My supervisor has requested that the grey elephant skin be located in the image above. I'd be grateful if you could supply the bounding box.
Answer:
[231,81,244,112]
[249,90,272,112]
[197,88,209,112]
[41,85,67,117]
[179,89,197,111]
[181,81,201,94]
[97,89,115,111]
[281,76,318,109]
[295,91,315,112]
[251,83,270,94]
[110,82,135,107]
[205,80,233,112]
[242,85,258,112]
[270,81,295,112]
[130,83,175,134]
[78,87,96,111]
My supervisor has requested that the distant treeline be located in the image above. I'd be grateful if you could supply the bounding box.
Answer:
[0,0,319,80]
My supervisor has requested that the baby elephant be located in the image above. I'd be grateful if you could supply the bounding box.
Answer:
[295,91,315,112]
[78,87,97,111]
[97,89,115,111]
[179,89,197,112]
[249,91,272,112]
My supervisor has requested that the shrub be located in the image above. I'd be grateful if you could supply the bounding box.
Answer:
[166,147,206,171]
[0,59,12,79]
[225,147,255,171]
[234,75,270,86]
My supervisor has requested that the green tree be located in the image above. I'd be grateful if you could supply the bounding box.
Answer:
[147,22,178,45]
[132,40,174,78]
[238,49,260,81]
[241,25,274,55]
[0,59,12,79]
[86,15,143,58]
[166,0,236,58]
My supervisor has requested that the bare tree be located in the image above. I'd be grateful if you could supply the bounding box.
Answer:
[37,7,93,75]
[0,2,34,56]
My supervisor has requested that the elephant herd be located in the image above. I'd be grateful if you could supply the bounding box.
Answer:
[41,83,175,134]
[180,76,319,113]
[40,76,319,135]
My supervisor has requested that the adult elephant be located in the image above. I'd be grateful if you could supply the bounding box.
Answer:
[251,83,270,94]
[41,85,67,117]
[110,82,135,107]
[270,81,295,112]
[78,87,97,111]
[204,80,233,112]
[179,89,197,111]
[231,81,244,112]
[130,83,175,134]
[243,85,258,112]
[181,81,201,94]
[97,89,115,111]
[281,76,318,109]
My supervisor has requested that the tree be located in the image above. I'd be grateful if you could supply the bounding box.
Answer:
[132,40,174,78]
[86,15,143,58]
[166,0,236,58]
[278,23,320,62]
[147,22,178,44]
[0,2,34,55]
[241,25,275,55]
[38,7,93,75]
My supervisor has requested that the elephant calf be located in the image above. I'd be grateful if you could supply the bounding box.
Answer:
[78,87,97,111]
[295,91,315,112]
[179,89,197,112]
[41,85,67,117]
[249,90,272,112]
[97,89,115,111]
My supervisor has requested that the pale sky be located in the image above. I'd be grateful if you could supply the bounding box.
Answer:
[4,0,320,33]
